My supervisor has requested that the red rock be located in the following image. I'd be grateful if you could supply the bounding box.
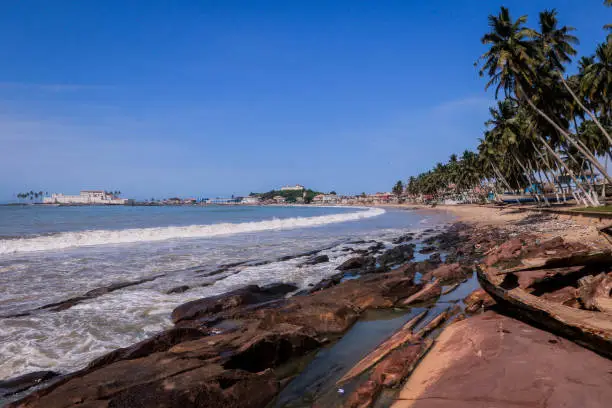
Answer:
[344,380,381,408]
[393,312,612,408]
[370,343,423,387]
[431,263,469,282]
[462,289,495,315]
[397,281,441,306]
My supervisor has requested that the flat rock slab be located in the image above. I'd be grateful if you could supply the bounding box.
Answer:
[392,311,612,408]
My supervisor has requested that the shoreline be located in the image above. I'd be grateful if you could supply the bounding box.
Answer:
[3,205,612,407]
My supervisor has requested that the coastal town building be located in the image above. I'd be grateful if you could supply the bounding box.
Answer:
[280,184,304,191]
[312,194,339,204]
[273,195,286,203]
[204,197,242,205]
[241,196,261,204]
[43,190,128,205]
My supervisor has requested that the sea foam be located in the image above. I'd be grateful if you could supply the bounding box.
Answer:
[0,207,385,254]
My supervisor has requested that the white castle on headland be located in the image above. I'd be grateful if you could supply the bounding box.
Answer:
[279,184,304,191]
[43,190,128,205]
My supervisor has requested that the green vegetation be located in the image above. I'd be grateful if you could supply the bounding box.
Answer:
[401,4,612,208]
[250,188,325,203]
[16,191,46,202]
[571,205,612,213]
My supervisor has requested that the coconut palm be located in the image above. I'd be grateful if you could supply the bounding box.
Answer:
[479,7,612,187]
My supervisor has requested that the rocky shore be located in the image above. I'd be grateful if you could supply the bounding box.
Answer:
[3,206,612,408]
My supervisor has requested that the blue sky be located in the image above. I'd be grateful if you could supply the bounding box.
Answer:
[0,1,610,201]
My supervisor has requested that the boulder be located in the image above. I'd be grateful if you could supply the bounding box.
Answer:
[336,256,375,271]
[224,324,321,372]
[392,234,414,244]
[171,284,296,324]
[166,285,190,294]
[431,263,469,283]
[393,312,612,408]
[462,289,495,315]
[418,246,436,255]
[299,254,330,267]
[378,244,415,267]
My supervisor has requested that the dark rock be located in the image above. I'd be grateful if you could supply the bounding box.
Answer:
[392,233,414,244]
[0,371,59,398]
[336,256,375,271]
[377,244,415,267]
[166,285,190,294]
[171,284,296,324]
[260,283,298,295]
[427,253,442,264]
[298,254,329,267]
[224,324,320,372]
[418,245,437,254]
[309,272,344,292]
[87,327,208,371]
[37,275,163,312]
[367,242,385,253]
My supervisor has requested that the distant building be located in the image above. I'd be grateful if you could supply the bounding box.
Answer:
[312,194,339,204]
[204,197,242,205]
[273,195,286,203]
[280,184,304,191]
[241,196,260,204]
[43,190,128,205]
[183,198,197,204]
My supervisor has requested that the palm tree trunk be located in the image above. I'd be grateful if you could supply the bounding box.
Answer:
[521,92,612,185]
[559,75,612,147]
[511,152,542,204]
[537,135,597,206]
[488,159,521,204]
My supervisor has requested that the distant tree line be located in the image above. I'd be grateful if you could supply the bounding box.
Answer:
[250,188,325,203]
[16,191,47,202]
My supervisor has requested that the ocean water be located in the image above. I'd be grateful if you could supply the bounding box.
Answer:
[0,205,452,382]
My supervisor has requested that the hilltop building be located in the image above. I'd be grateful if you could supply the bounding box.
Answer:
[280,184,304,191]
[43,190,128,205]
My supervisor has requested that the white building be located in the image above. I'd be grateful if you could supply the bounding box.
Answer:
[312,194,339,204]
[241,196,261,204]
[280,184,304,191]
[44,190,128,205]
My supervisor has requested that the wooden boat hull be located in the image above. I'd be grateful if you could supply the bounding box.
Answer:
[477,265,612,359]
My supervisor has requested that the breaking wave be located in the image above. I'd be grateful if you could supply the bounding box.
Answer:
[0,207,385,255]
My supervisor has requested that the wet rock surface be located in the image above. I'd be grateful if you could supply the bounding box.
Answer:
[0,371,59,398]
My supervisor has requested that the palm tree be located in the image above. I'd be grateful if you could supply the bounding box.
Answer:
[392,180,404,197]
[478,6,612,188]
